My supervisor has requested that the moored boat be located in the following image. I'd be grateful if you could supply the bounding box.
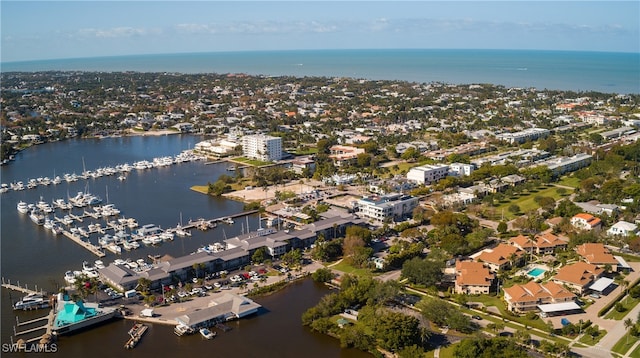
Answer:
[199,327,216,340]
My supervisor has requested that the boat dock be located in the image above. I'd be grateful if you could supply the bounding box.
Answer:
[180,210,258,231]
[61,230,106,257]
[1,278,47,296]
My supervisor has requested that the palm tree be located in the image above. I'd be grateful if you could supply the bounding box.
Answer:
[625,318,634,344]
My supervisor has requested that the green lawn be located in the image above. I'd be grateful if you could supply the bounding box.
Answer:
[612,334,640,355]
[436,343,457,358]
[329,261,373,277]
[557,176,581,189]
[578,330,607,345]
[605,296,640,320]
[631,341,640,357]
[494,186,567,220]
[232,157,273,166]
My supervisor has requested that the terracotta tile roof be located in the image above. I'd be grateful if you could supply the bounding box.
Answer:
[476,244,524,266]
[576,243,618,265]
[504,281,576,303]
[508,235,535,249]
[572,213,602,228]
[553,261,603,287]
[455,261,494,286]
[535,232,568,248]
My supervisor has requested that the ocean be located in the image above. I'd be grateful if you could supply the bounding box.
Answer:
[2,49,638,94]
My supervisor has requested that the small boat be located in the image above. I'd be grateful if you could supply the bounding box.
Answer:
[117,175,126,181]
[174,324,194,336]
[199,327,216,340]
[160,231,174,241]
[124,323,148,349]
[50,223,63,235]
[94,260,106,269]
[0,183,9,193]
[30,209,46,225]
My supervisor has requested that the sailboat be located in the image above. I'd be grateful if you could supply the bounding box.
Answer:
[175,212,191,237]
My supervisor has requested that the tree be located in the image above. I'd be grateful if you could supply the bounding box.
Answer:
[401,257,444,287]
[252,247,267,264]
[625,318,634,344]
[373,311,422,352]
[497,221,508,234]
[312,268,334,283]
[137,277,151,294]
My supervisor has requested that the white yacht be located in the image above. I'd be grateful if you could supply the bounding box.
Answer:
[160,231,174,241]
[14,293,48,310]
[17,201,29,214]
[82,261,96,272]
[50,223,63,235]
[94,260,106,269]
[64,271,77,284]
[30,209,46,225]
[0,184,9,193]
[44,217,54,230]
[106,243,122,254]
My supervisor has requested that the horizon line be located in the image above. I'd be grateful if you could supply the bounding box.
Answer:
[3,47,638,65]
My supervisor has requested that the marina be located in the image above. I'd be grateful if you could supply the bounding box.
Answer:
[0,135,369,357]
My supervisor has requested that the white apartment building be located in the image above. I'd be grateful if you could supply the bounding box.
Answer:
[406,164,449,185]
[356,193,418,223]
[448,163,474,177]
[242,134,283,162]
[496,128,550,144]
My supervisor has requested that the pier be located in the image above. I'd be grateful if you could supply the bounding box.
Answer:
[61,230,106,257]
[180,210,258,231]
[1,278,46,296]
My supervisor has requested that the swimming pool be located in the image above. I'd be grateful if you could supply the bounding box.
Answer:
[527,267,546,278]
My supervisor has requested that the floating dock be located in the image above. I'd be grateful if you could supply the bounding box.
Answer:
[1,278,46,296]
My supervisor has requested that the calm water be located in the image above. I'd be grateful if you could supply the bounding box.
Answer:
[0,135,369,357]
[2,49,639,94]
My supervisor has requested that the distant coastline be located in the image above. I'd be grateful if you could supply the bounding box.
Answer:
[3,49,638,94]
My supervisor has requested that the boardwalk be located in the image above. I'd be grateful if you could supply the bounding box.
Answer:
[180,210,259,231]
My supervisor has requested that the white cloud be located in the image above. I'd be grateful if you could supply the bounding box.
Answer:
[75,27,162,38]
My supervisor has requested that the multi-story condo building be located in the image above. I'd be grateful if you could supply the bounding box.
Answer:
[406,164,449,185]
[356,193,418,223]
[242,134,282,162]
[496,128,550,144]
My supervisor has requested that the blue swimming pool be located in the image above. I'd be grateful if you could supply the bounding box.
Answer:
[527,267,546,277]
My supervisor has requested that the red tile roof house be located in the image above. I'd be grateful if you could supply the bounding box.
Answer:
[576,243,619,271]
[552,261,604,294]
[475,243,524,272]
[534,232,569,255]
[454,261,495,295]
[509,232,569,255]
[503,281,576,313]
[570,213,602,231]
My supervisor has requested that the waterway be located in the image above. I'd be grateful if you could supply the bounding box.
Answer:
[0,135,370,357]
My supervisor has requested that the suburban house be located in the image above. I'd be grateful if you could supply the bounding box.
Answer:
[552,261,604,294]
[576,243,619,270]
[474,243,524,272]
[571,213,603,231]
[454,261,495,295]
[607,220,639,237]
[503,281,576,313]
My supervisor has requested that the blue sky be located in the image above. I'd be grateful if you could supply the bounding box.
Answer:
[2,1,638,62]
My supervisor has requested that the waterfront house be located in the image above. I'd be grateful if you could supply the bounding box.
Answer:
[552,261,603,294]
[503,281,576,313]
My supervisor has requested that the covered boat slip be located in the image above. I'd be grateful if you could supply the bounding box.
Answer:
[538,302,583,317]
